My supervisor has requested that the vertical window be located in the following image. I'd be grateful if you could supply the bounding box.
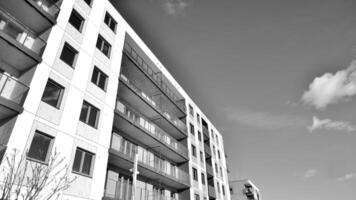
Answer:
[198,131,202,142]
[80,101,100,128]
[196,113,200,124]
[216,135,219,145]
[215,163,218,173]
[218,150,221,159]
[201,173,205,185]
[68,9,84,32]
[222,185,226,195]
[220,167,223,177]
[195,194,200,200]
[91,66,108,91]
[189,104,194,117]
[190,123,195,135]
[72,148,95,176]
[213,145,216,155]
[104,12,117,33]
[191,145,196,157]
[96,34,111,58]
[83,0,92,7]
[192,167,198,181]
[27,131,53,163]
[200,151,204,163]
[41,79,64,109]
[60,42,78,67]
[217,182,220,193]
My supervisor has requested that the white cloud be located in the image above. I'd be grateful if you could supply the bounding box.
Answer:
[226,108,307,130]
[337,173,356,181]
[308,116,356,132]
[304,169,318,178]
[302,61,356,110]
[162,0,189,16]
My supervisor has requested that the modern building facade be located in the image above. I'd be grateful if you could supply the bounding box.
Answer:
[0,0,231,200]
[230,180,261,200]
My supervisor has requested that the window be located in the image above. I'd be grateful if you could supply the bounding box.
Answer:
[191,145,196,157]
[192,167,198,181]
[201,173,205,185]
[216,135,219,145]
[69,9,84,32]
[213,145,216,155]
[60,42,78,67]
[196,113,200,124]
[217,182,220,193]
[72,148,94,176]
[194,194,200,200]
[220,167,223,177]
[27,131,53,163]
[198,131,202,142]
[82,0,92,7]
[218,150,221,159]
[215,163,218,173]
[190,123,195,136]
[91,66,108,91]
[189,104,194,117]
[80,101,100,128]
[200,151,204,163]
[222,185,226,195]
[104,12,117,32]
[96,34,111,58]
[41,79,64,108]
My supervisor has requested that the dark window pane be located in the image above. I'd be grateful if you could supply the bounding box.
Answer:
[96,35,111,57]
[60,43,77,67]
[98,74,106,89]
[104,12,117,32]
[82,152,93,175]
[69,10,84,32]
[83,0,92,6]
[72,149,83,172]
[88,107,98,127]
[41,79,63,108]
[79,102,89,122]
[28,131,52,162]
[91,68,99,84]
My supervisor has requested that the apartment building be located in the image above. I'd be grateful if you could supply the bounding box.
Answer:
[0,0,231,199]
[230,180,261,200]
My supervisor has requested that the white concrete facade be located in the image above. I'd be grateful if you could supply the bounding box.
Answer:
[0,0,231,200]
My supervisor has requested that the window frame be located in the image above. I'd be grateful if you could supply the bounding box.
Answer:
[72,147,95,177]
[191,144,196,157]
[96,34,111,58]
[91,66,108,91]
[27,130,54,164]
[201,172,205,185]
[104,12,117,33]
[41,78,65,109]
[68,9,85,32]
[79,100,100,128]
[192,167,198,181]
[190,123,195,136]
[59,42,78,68]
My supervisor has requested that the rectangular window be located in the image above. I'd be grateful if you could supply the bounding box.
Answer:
[215,163,218,173]
[41,79,64,109]
[190,123,195,136]
[217,182,220,193]
[96,34,111,58]
[201,173,205,185]
[195,194,200,200]
[198,131,202,142]
[60,42,78,67]
[213,145,216,155]
[191,145,196,157]
[83,0,92,7]
[91,66,108,91]
[189,104,194,117]
[192,167,198,181]
[200,151,204,163]
[72,148,94,176]
[80,101,100,128]
[27,131,53,163]
[218,150,221,159]
[220,167,223,177]
[104,12,117,33]
[196,113,200,124]
[69,9,84,32]
[222,185,225,195]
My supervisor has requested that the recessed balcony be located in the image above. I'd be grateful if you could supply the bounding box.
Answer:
[118,74,187,139]
[108,134,190,190]
[0,0,61,34]
[208,185,216,200]
[113,100,188,163]
[206,163,213,178]
[0,9,46,75]
[0,73,29,120]
[205,143,212,158]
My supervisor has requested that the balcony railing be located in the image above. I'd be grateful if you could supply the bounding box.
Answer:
[104,178,179,200]
[115,100,188,158]
[120,74,187,134]
[110,133,190,186]
[0,9,46,56]
[0,73,29,106]
[30,0,61,19]
[208,185,216,199]
[123,42,186,113]
[202,126,209,139]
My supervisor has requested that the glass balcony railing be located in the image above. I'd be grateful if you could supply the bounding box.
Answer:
[0,9,46,56]
[110,133,190,186]
[0,73,29,106]
[30,0,61,19]
[115,100,188,159]
[123,42,186,113]
[120,74,187,134]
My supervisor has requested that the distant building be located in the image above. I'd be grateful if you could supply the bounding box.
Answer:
[230,180,261,200]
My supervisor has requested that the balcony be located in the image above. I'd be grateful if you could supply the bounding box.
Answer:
[204,143,211,158]
[0,73,29,120]
[0,0,61,34]
[122,42,186,116]
[203,126,209,141]
[208,185,216,199]
[206,163,213,178]
[118,74,187,139]
[113,100,188,163]
[109,134,190,190]
[0,9,46,75]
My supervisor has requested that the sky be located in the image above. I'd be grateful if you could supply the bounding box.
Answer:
[115,0,356,199]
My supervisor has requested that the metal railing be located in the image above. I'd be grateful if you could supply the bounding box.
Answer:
[0,73,29,106]
[120,74,187,134]
[110,133,190,186]
[0,9,46,56]
[30,0,61,19]
[123,42,186,113]
[115,100,188,158]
